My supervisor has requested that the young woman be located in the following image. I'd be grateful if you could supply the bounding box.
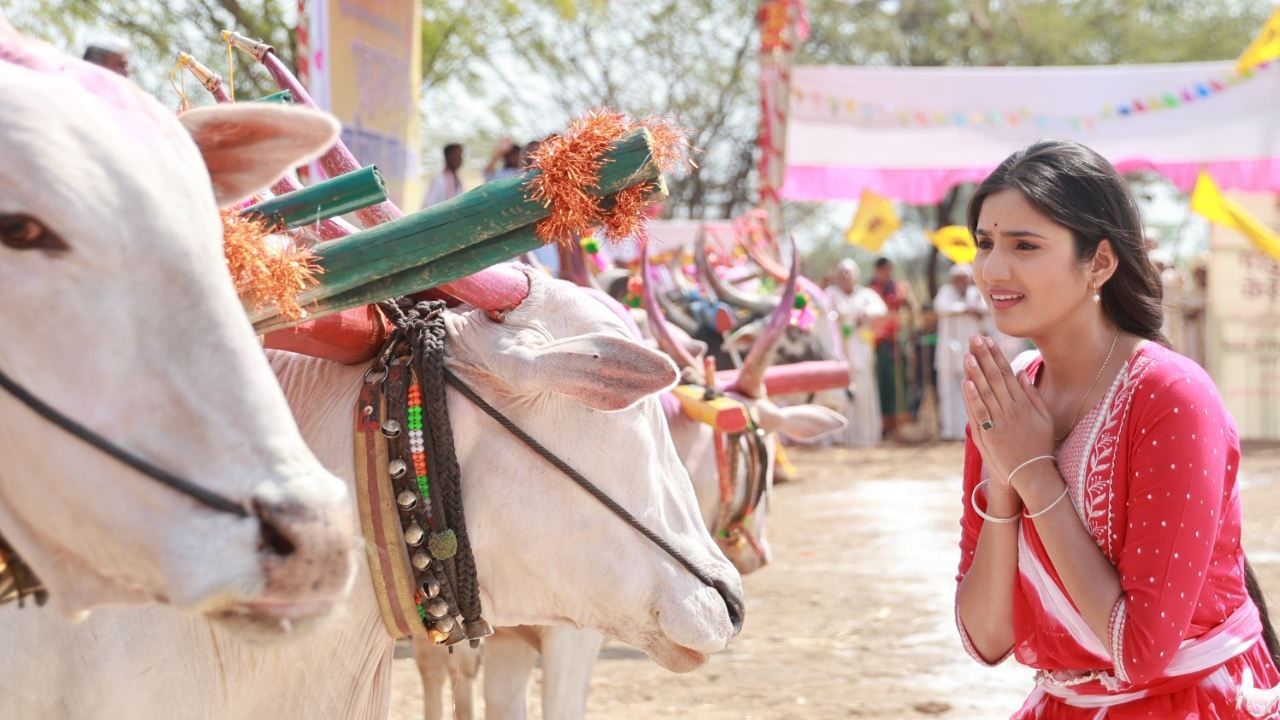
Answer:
[954,140,1280,718]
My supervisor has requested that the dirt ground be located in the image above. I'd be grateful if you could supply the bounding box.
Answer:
[388,442,1280,720]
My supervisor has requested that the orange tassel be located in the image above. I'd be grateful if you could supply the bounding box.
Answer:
[221,210,321,322]
[527,109,691,245]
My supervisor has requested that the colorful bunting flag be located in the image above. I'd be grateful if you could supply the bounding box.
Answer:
[1190,171,1280,260]
[1238,8,1280,73]
[928,225,978,264]
[845,189,901,251]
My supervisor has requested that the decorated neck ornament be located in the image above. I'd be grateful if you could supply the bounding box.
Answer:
[355,298,491,646]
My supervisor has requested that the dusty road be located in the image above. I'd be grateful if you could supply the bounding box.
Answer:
[389,442,1280,720]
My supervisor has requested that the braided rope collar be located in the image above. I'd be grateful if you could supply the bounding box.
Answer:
[355,299,491,646]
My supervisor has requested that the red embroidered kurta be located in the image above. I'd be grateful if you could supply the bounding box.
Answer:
[956,342,1280,718]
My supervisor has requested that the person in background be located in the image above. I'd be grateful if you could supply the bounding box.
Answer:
[1182,261,1208,367]
[826,258,888,447]
[83,37,130,77]
[934,264,989,440]
[422,143,464,207]
[484,137,524,182]
[867,257,914,438]
[522,138,542,167]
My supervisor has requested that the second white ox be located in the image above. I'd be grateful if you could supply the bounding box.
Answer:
[0,269,744,719]
[416,252,845,720]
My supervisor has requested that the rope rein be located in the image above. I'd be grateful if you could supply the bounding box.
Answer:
[441,368,745,630]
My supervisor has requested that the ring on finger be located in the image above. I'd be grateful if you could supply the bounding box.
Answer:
[980,419,994,431]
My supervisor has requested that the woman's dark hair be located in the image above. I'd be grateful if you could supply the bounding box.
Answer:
[968,140,1280,667]
[966,140,1166,345]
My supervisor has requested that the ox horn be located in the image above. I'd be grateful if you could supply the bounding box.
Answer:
[696,227,776,316]
[655,289,701,336]
[742,230,790,283]
[641,242,701,375]
[731,241,799,399]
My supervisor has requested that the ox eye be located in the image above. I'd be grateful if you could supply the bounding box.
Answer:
[0,215,68,253]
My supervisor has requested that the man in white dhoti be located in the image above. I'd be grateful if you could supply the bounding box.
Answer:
[933,264,989,440]
[826,259,888,446]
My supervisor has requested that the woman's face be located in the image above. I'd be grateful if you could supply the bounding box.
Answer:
[973,189,1090,339]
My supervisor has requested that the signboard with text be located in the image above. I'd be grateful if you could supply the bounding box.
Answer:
[1208,193,1280,440]
[306,0,422,209]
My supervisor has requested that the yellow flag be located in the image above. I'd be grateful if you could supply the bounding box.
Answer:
[1191,171,1280,260]
[845,189,901,251]
[1238,7,1280,73]
[928,225,978,264]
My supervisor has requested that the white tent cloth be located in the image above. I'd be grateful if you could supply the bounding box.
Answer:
[782,61,1280,204]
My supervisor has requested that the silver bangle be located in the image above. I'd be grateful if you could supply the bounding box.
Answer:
[1007,454,1056,486]
[970,479,1019,524]
[1025,485,1070,520]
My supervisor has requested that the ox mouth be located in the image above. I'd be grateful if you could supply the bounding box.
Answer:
[645,637,712,673]
[207,598,334,639]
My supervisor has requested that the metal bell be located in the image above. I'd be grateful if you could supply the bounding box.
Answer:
[425,597,449,619]
[381,419,401,438]
[433,615,455,633]
[421,577,441,599]
[396,490,418,511]
[411,551,430,571]
[427,627,450,645]
[404,522,425,547]
[388,459,407,479]
[464,617,494,640]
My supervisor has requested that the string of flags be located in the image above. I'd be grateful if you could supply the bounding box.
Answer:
[793,62,1271,133]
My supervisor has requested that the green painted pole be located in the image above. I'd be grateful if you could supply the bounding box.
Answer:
[253,89,294,103]
[250,128,658,326]
[252,182,667,333]
[242,166,388,230]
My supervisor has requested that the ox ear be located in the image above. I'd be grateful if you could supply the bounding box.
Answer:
[753,399,847,441]
[517,333,679,412]
[179,104,340,208]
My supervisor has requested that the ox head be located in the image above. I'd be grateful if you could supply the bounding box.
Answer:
[642,240,844,573]
[0,18,355,629]
[442,269,743,672]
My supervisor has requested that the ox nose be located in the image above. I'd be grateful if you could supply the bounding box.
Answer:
[713,579,745,635]
[250,496,354,598]
[253,498,299,558]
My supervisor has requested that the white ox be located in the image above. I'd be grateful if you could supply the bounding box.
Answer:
[0,16,355,624]
[0,269,744,719]
[416,261,845,720]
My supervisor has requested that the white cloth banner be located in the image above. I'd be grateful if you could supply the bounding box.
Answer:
[783,61,1280,204]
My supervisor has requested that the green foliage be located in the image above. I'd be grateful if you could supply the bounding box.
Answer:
[7,0,296,100]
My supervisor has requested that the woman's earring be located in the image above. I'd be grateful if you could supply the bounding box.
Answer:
[1093,284,1102,303]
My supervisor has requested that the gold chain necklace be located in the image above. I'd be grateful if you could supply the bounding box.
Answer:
[1052,329,1121,443]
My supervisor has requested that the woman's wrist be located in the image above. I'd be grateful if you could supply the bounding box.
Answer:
[1012,464,1066,511]
[984,481,1023,518]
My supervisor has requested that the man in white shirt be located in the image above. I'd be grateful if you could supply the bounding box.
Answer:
[933,264,989,440]
[422,143,464,207]
[826,259,889,446]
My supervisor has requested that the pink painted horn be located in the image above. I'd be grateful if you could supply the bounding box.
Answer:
[732,240,799,398]
[740,223,790,283]
[716,360,850,397]
[641,241,701,375]
[696,226,777,315]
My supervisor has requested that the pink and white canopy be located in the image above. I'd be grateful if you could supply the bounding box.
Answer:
[781,61,1280,205]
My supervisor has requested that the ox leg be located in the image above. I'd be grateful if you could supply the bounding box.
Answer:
[415,636,452,720]
[540,626,606,720]
[453,643,482,720]
[483,627,539,720]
